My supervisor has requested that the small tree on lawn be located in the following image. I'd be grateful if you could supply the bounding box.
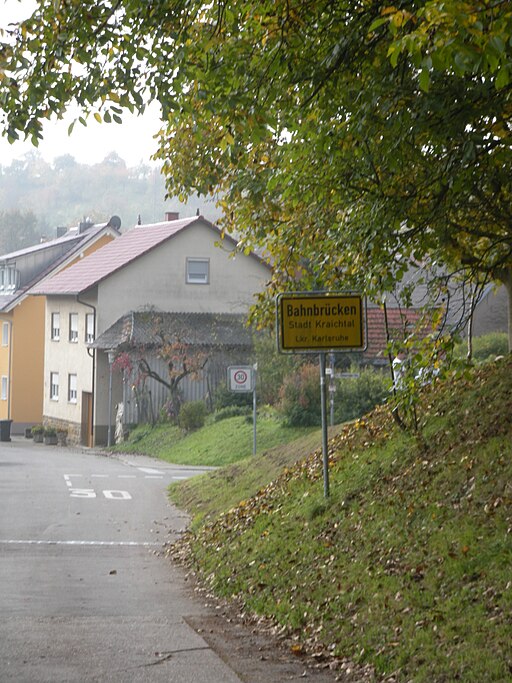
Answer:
[112,316,209,423]
[137,334,208,421]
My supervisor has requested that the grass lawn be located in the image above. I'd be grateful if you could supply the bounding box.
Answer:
[112,410,318,467]
[170,423,344,526]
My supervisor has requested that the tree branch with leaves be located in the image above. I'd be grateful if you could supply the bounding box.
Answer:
[1,1,511,346]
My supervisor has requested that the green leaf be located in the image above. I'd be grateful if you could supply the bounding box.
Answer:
[495,65,509,90]
[368,16,389,32]
[387,43,401,68]
[489,35,505,55]
[419,68,430,92]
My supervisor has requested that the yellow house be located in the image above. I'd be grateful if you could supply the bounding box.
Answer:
[0,218,120,435]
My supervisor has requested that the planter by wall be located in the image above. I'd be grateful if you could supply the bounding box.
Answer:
[44,435,58,445]
[33,433,44,443]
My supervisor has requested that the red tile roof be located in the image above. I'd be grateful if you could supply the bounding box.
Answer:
[31,216,204,296]
[364,306,422,361]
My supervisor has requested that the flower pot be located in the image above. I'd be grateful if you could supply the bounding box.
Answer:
[33,433,44,443]
[25,427,33,439]
[44,435,58,445]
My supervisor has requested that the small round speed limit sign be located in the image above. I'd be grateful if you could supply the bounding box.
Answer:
[234,369,248,384]
[228,366,254,392]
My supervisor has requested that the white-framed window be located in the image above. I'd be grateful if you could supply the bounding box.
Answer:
[186,258,210,284]
[68,373,77,403]
[2,322,9,347]
[0,267,19,293]
[50,372,59,400]
[51,312,60,341]
[85,313,95,343]
[69,313,78,342]
[1,376,7,400]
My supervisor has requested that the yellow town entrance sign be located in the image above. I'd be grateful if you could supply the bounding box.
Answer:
[277,293,365,352]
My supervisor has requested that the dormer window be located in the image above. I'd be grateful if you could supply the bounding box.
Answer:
[186,258,209,284]
[0,267,20,293]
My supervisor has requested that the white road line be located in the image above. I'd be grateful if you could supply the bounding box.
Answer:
[171,476,189,480]
[118,475,137,479]
[138,467,164,475]
[144,476,163,479]
[91,474,109,478]
[64,474,83,478]
[0,539,161,547]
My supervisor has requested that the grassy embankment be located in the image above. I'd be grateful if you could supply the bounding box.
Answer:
[112,408,321,468]
[167,357,512,682]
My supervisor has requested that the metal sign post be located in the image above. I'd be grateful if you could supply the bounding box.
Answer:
[327,353,336,427]
[252,364,257,456]
[228,365,257,456]
[319,353,330,498]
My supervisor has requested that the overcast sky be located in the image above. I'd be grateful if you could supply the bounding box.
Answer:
[0,104,163,168]
[0,0,162,168]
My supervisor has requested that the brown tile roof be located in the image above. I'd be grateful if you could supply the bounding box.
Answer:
[90,311,253,350]
[30,216,205,296]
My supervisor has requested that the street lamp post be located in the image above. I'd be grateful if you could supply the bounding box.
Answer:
[107,349,116,446]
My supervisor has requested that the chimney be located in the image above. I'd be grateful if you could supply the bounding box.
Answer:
[79,217,94,233]
[165,211,179,221]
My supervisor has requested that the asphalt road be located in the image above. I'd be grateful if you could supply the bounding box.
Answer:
[0,437,241,683]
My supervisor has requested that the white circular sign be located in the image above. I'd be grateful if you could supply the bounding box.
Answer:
[228,366,254,392]
[234,370,248,384]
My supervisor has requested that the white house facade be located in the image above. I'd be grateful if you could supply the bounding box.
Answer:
[42,296,96,443]
[33,215,271,445]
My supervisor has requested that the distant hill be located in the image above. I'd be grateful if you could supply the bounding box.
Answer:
[0,151,220,245]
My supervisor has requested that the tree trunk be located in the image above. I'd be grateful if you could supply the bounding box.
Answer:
[467,285,476,361]
[499,267,512,353]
